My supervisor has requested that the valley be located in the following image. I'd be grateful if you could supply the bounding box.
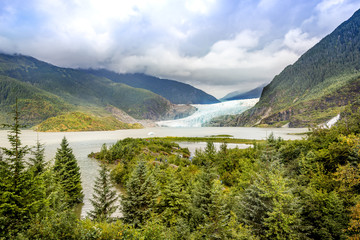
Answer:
[1,2,360,239]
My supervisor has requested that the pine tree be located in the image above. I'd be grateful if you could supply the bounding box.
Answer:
[88,163,118,222]
[121,160,159,227]
[28,139,46,176]
[54,137,84,206]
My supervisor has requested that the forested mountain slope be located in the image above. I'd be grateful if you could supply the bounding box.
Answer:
[214,8,360,127]
[84,69,219,104]
[0,54,193,126]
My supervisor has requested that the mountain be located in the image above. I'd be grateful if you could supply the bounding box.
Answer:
[220,84,265,101]
[0,53,194,126]
[211,9,360,127]
[36,112,143,132]
[84,69,219,104]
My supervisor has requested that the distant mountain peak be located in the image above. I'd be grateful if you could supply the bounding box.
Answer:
[220,84,266,101]
[84,69,219,104]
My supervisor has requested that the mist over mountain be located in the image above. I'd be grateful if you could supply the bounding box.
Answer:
[220,84,265,101]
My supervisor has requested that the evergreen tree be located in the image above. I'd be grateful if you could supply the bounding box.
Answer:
[88,163,118,222]
[28,139,47,176]
[54,137,84,206]
[205,141,216,161]
[1,100,29,185]
[121,160,159,227]
[0,100,46,237]
[238,160,303,239]
[157,170,190,227]
[199,179,231,240]
[190,166,217,229]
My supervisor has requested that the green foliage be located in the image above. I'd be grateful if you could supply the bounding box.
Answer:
[54,137,84,206]
[28,140,47,176]
[36,111,143,132]
[121,161,159,227]
[21,211,81,240]
[301,187,348,239]
[90,138,191,184]
[0,76,72,126]
[1,95,360,239]
[79,218,138,239]
[88,164,118,222]
[0,102,48,238]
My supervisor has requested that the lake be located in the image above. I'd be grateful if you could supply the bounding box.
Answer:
[0,127,307,217]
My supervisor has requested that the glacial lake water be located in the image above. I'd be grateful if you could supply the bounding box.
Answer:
[0,127,307,217]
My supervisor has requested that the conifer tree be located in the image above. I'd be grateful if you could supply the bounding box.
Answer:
[0,100,46,237]
[54,137,84,206]
[157,170,190,227]
[121,160,159,227]
[28,139,46,176]
[88,163,118,222]
[200,179,230,239]
[238,160,303,239]
[190,166,217,229]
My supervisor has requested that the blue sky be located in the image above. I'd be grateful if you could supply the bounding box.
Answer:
[0,0,360,98]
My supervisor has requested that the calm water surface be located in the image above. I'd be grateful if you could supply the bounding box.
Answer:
[0,127,307,217]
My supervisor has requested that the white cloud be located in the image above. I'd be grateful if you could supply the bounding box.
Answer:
[316,0,345,12]
[0,0,359,97]
[283,28,320,54]
[185,0,216,14]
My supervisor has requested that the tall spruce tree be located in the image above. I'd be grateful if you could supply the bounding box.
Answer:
[88,163,118,222]
[121,160,159,227]
[0,100,46,237]
[54,137,84,206]
[28,139,46,176]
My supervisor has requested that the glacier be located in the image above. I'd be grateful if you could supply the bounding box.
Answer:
[157,98,259,127]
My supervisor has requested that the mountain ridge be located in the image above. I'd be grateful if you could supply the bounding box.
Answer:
[0,53,195,127]
[83,69,219,104]
[210,8,360,127]
[220,84,265,101]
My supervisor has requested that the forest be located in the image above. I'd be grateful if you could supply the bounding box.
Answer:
[0,100,360,239]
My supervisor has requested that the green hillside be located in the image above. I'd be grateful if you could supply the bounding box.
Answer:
[35,112,143,132]
[84,69,219,104]
[216,8,360,127]
[0,75,73,126]
[0,53,174,126]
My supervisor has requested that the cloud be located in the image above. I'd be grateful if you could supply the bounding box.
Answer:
[0,0,359,98]
[302,0,360,36]
[283,28,320,54]
[185,0,216,14]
